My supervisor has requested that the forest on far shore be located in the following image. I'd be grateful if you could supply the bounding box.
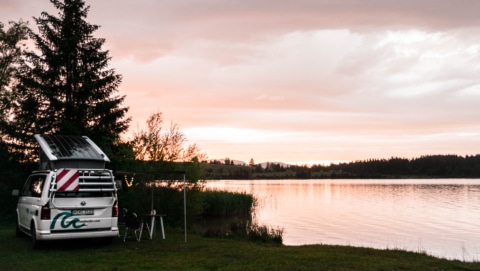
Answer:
[204,154,480,179]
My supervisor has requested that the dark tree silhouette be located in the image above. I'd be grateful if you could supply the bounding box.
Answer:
[4,0,130,160]
[0,20,29,140]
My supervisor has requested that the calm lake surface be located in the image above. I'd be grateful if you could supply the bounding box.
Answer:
[206,179,480,261]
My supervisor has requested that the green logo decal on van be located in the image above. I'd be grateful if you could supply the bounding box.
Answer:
[50,212,86,230]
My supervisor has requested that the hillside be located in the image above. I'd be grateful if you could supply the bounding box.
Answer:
[204,154,480,179]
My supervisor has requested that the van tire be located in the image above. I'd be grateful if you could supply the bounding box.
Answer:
[31,222,41,249]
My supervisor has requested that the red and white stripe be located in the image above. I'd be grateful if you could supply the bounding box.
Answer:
[56,169,80,192]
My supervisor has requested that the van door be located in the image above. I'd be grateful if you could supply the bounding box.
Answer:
[48,169,117,233]
[49,193,116,232]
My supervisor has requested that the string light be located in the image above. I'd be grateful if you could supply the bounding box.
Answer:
[124,175,134,187]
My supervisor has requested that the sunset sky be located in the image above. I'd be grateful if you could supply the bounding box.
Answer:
[2,0,480,165]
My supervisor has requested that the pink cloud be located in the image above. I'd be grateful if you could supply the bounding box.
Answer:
[2,0,480,163]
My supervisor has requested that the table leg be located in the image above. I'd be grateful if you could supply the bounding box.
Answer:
[150,216,155,239]
[160,216,165,239]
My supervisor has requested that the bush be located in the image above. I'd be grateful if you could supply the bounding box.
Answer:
[247,223,284,244]
[201,189,256,217]
[0,159,36,222]
[202,219,284,244]
[197,190,283,244]
[118,181,205,228]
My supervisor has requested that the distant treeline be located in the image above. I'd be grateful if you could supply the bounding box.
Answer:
[205,155,480,179]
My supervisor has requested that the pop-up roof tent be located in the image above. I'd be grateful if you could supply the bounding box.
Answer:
[35,134,110,170]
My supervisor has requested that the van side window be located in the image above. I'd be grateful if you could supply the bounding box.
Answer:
[22,175,46,198]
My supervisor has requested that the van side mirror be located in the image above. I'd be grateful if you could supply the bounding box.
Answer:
[115,180,122,191]
[12,189,19,196]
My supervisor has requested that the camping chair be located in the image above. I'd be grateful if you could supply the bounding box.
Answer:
[123,212,144,242]
[118,208,128,226]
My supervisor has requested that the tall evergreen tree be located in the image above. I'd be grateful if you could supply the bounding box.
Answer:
[0,20,29,141]
[6,0,130,160]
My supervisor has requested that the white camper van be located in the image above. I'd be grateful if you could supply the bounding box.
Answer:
[13,134,119,248]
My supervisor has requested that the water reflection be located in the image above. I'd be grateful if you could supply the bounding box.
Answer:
[206,179,480,261]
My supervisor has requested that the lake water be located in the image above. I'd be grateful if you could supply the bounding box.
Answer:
[206,179,480,261]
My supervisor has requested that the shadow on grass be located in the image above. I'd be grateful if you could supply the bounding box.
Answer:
[15,232,116,251]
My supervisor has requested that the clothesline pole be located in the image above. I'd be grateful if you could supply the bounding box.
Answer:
[151,182,154,211]
[183,173,187,242]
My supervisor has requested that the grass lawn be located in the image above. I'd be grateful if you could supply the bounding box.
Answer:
[0,223,478,271]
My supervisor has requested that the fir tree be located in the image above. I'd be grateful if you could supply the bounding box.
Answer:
[0,20,29,141]
[6,0,130,160]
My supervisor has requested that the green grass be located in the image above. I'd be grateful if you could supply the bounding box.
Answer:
[1,223,479,271]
